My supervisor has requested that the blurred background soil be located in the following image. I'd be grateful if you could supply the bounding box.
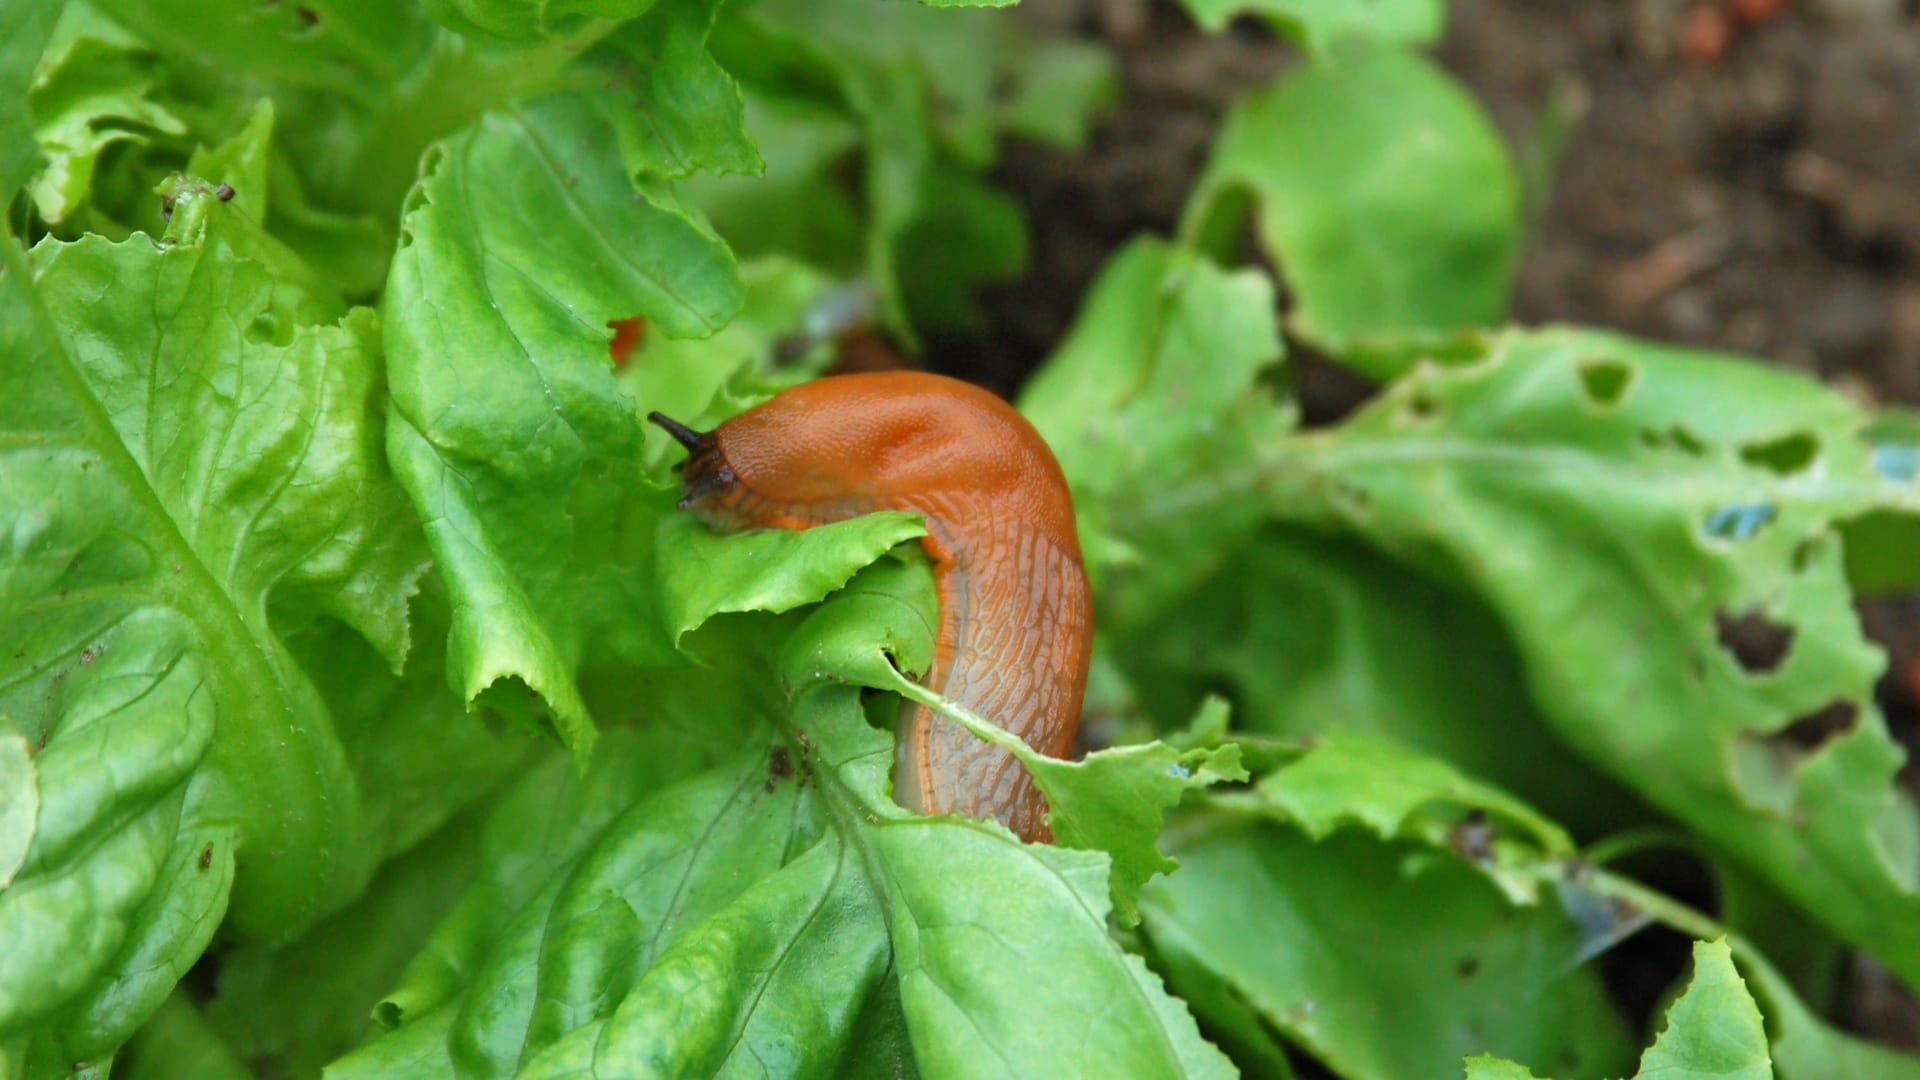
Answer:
[951,0,1920,1052]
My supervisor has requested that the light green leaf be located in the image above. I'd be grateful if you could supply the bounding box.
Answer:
[0,735,34,890]
[1017,236,1288,622]
[1463,1055,1547,1080]
[1,171,424,1065]
[92,0,586,293]
[707,0,1110,336]
[1255,730,1571,902]
[198,815,485,1079]
[593,0,762,182]
[1035,741,1247,925]
[342,735,827,1079]
[998,37,1118,152]
[1177,0,1444,53]
[372,726,696,1032]
[119,993,254,1080]
[1141,817,1635,1080]
[657,511,927,649]
[875,822,1236,1079]
[1110,528,1652,840]
[516,837,889,1079]
[26,1,188,224]
[421,0,650,44]
[1252,327,1920,986]
[0,0,59,197]
[1637,940,1773,1080]
[383,87,744,758]
[1184,44,1518,370]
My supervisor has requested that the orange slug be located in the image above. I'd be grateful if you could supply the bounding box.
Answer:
[650,371,1092,842]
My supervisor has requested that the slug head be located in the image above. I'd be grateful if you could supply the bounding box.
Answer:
[648,411,752,530]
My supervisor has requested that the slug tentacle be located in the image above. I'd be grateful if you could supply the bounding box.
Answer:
[647,411,709,451]
[657,372,1092,843]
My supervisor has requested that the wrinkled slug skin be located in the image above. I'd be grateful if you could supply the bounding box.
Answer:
[661,371,1092,842]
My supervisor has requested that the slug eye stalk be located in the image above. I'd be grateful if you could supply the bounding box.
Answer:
[648,411,734,510]
[647,411,708,451]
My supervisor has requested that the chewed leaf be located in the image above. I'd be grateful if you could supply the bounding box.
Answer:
[1253,326,1920,986]
[1252,731,1571,903]
[1034,741,1247,925]
[657,510,926,649]
[1141,816,1634,1080]
[1631,940,1773,1080]
[1183,44,1517,371]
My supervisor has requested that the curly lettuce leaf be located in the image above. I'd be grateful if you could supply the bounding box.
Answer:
[25,1,186,225]
[383,70,747,756]
[0,171,427,1069]
[345,523,1234,1077]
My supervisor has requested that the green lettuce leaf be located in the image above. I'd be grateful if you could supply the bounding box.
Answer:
[0,170,427,1069]
[382,76,746,757]
[1142,816,1635,1079]
[25,1,186,225]
[1017,236,1290,624]
[346,526,1233,1077]
[1467,940,1772,1080]
[1244,328,1920,988]
[0,0,59,197]
[1183,44,1519,372]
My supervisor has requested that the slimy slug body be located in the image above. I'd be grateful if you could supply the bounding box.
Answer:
[651,372,1092,842]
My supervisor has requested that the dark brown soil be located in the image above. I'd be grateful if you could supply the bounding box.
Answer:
[955,0,1920,1052]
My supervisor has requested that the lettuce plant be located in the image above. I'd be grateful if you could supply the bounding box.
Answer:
[3,1,1918,1077]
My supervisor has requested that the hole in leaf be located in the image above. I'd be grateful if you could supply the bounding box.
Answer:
[1577,358,1634,407]
[1777,700,1859,752]
[1738,432,1818,476]
[1715,608,1795,673]
[1870,443,1920,483]
[1403,392,1439,422]
[1639,426,1709,456]
[1703,502,1776,541]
